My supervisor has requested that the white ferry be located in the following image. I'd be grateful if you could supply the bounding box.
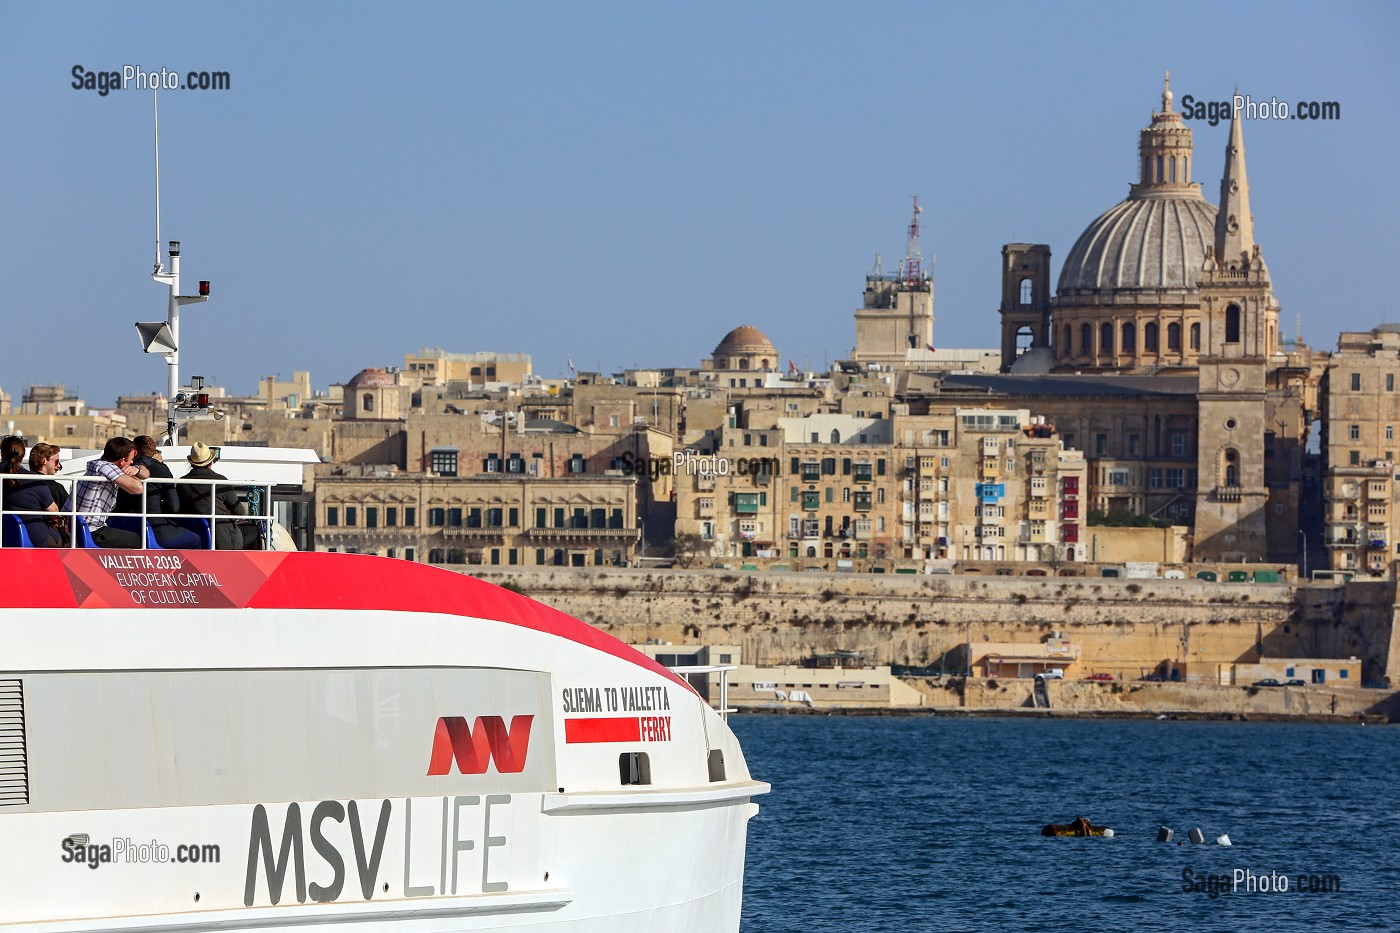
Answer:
[0,447,769,930]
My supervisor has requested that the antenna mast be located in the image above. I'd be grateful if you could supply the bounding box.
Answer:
[153,91,163,275]
[141,89,212,444]
[902,195,923,286]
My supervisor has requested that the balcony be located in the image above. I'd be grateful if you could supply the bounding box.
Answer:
[526,527,638,540]
[1028,501,1051,519]
[444,526,508,538]
[696,475,716,492]
[1213,485,1243,503]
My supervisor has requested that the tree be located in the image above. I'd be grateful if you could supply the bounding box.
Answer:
[671,532,708,569]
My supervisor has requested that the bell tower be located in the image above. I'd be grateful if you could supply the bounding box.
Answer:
[1192,97,1277,561]
[999,244,1052,372]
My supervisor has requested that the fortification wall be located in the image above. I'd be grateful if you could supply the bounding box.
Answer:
[466,568,1399,685]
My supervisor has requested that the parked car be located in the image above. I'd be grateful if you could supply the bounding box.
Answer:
[1284,678,1307,686]
[1041,669,1064,679]
[1252,678,1282,687]
[1086,673,1115,682]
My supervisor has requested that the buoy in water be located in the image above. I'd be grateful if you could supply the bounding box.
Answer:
[1102,828,1114,838]
[1216,834,1231,846]
[1187,828,1206,845]
[1156,826,1174,843]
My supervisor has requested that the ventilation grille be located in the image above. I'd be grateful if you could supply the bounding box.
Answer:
[0,679,28,806]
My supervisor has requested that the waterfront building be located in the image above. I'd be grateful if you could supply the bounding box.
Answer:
[315,470,639,567]
[1321,326,1400,574]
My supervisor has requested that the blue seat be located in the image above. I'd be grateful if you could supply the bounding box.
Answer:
[73,516,98,548]
[171,517,214,549]
[2,514,35,548]
[108,516,165,549]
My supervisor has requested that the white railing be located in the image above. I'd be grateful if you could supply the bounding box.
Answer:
[667,665,737,719]
[1,473,276,550]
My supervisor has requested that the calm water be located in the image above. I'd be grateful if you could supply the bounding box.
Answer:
[731,715,1400,932]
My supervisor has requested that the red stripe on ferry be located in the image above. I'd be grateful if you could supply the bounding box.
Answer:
[0,550,691,691]
[565,717,642,743]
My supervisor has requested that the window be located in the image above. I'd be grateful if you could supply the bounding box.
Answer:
[1225,305,1241,343]
[405,507,416,526]
[1388,426,1394,441]
[362,393,374,413]
[802,491,820,511]
[1167,322,1181,351]
[484,453,500,473]
[1063,324,1073,353]
[345,507,358,527]
[568,454,586,474]
[1100,322,1114,354]
[1122,322,1135,352]
[1144,322,1158,352]
[1171,433,1186,457]
[1389,374,1396,392]
[429,449,458,477]
[506,453,524,474]
[1020,278,1032,305]
[366,507,378,529]
[1350,425,1361,441]
[428,508,445,527]
[1351,373,1362,391]
[1081,323,1092,354]
[1190,323,1200,350]
[452,508,466,527]
[326,507,339,527]
[386,507,397,527]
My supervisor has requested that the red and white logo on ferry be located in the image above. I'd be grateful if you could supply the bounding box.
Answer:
[426,715,534,775]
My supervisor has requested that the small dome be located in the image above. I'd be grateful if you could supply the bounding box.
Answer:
[714,326,775,356]
[346,368,396,389]
[1057,194,1217,296]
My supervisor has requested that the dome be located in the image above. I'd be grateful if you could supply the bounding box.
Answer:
[1057,193,1217,296]
[346,368,396,389]
[714,326,775,356]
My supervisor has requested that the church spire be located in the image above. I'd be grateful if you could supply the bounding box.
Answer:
[1214,96,1256,267]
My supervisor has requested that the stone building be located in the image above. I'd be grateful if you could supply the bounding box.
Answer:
[315,471,638,567]
[1321,326,1400,574]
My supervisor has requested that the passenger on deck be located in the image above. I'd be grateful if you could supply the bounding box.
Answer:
[29,443,69,513]
[115,435,203,548]
[179,442,259,550]
[2,438,64,547]
[74,437,149,548]
[1,435,24,475]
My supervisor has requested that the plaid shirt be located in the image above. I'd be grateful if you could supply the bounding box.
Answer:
[74,458,129,530]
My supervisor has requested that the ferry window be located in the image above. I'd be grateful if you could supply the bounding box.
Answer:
[386,507,397,527]
[326,507,339,527]
[620,752,652,786]
[708,749,726,782]
[345,507,357,527]
[430,449,458,477]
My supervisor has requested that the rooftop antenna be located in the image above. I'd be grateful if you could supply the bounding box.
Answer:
[903,195,923,286]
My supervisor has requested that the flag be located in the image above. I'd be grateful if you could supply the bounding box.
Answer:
[926,344,936,353]
[788,358,799,376]
[567,356,576,376]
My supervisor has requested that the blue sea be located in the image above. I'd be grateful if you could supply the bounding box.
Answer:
[731,715,1399,932]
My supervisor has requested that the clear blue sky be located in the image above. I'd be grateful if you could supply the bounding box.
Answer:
[2,1,1397,408]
